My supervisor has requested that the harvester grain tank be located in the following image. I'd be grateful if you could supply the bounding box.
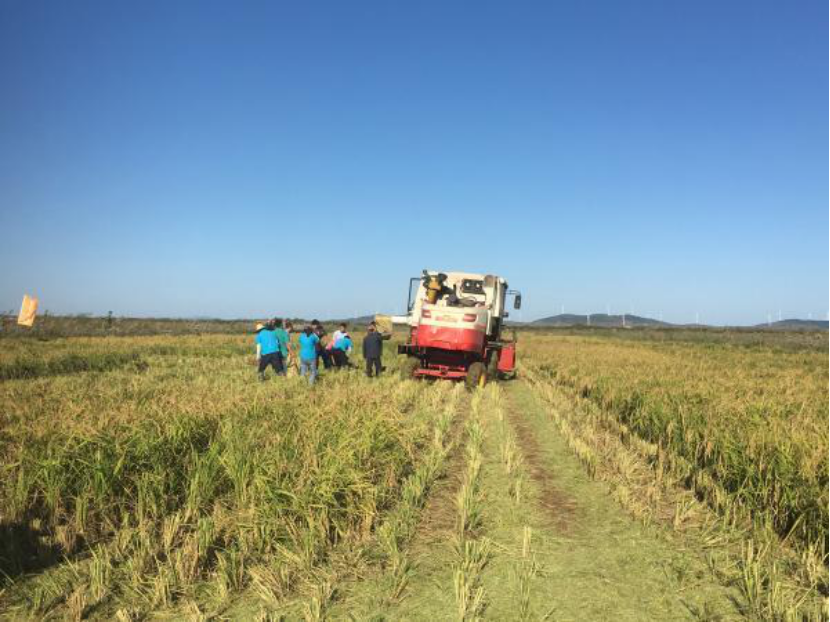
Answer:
[392,270,522,387]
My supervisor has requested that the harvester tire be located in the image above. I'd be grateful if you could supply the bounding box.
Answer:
[466,362,487,389]
[487,351,500,380]
[400,357,420,380]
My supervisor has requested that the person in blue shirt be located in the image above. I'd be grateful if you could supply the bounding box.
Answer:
[298,325,320,385]
[255,322,283,380]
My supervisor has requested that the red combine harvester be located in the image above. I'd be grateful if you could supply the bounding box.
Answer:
[393,270,522,388]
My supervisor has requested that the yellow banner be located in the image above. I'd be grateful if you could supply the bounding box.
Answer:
[17,294,38,328]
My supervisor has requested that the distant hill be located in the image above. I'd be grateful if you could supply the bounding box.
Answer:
[326,313,828,331]
[531,313,668,328]
[755,319,829,331]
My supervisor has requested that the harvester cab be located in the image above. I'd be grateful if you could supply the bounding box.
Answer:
[393,270,522,387]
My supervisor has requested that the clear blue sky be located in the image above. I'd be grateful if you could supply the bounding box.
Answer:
[1,1,826,325]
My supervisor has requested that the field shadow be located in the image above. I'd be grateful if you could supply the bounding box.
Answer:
[0,520,64,585]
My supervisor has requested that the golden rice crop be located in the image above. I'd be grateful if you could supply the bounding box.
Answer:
[0,332,454,617]
[520,330,829,557]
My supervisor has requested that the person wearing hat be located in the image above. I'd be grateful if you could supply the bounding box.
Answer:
[255,321,283,380]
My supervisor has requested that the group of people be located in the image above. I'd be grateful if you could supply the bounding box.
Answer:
[254,319,390,385]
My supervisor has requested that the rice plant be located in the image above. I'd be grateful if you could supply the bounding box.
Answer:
[514,526,538,622]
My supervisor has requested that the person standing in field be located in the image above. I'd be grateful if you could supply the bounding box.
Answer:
[255,322,283,380]
[298,325,320,385]
[362,321,391,377]
[272,318,291,374]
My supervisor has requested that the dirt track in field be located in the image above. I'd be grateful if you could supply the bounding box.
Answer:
[410,426,468,540]
[504,390,578,531]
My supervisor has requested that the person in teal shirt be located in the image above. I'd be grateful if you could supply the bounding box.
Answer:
[298,326,320,385]
[255,322,283,380]
[272,318,291,359]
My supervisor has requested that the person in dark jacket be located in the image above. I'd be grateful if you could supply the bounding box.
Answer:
[362,322,391,377]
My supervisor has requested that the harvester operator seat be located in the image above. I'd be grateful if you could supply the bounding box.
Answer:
[458,278,487,307]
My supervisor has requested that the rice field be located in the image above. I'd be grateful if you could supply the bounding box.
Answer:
[0,325,827,619]
[0,332,462,618]
[521,329,829,560]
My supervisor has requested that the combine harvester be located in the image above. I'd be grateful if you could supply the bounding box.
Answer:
[392,270,522,388]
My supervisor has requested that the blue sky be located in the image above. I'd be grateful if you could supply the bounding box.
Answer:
[1,0,826,325]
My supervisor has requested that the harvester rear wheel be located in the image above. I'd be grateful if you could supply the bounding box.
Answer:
[487,351,500,380]
[466,362,487,389]
[400,357,420,380]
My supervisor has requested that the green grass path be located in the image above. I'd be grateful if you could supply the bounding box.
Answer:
[329,380,741,621]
